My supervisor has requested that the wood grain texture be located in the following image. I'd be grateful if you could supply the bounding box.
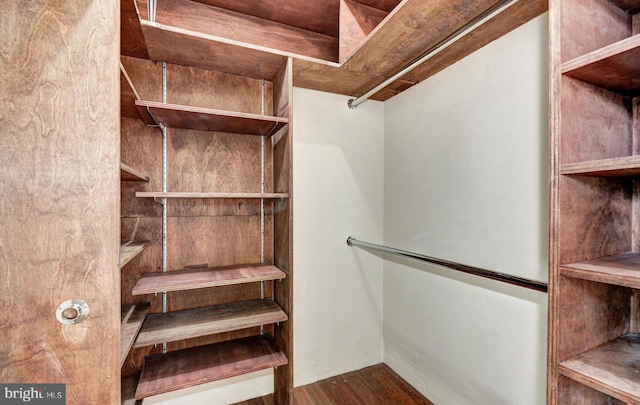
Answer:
[142,0,338,62]
[558,277,631,363]
[166,64,269,114]
[136,101,289,135]
[121,0,149,58]
[121,63,142,119]
[560,252,640,289]
[191,0,340,37]
[135,336,288,399]
[137,192,288,199]
[121,304,150,367]
[232,364,433,405]
[609,0,640,13]
[339,0,388,62]
[560,77,633,164]
[120,241,150,268]
[0,1,120,403]
[560,0,632,62]
[562,34,640,96]
[120,56,163,102]
[272,58,294,405]
[558,176,632,264]
[558,375,626,405]
[561,155,640,177]
[121,373,143,405]
[121,162,150,182]
[559,334,640,403]
[134,300,287,347]
[132,264,286,295]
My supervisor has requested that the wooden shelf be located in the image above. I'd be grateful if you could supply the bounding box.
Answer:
[560,252,640,289]
[562,34,640,96]
[121,304,150,367]
[135,100,289,136]
[120,62,142,119]
[608,0,640,13]
[559,334,640,403]
[132,264,286,295]
[133,299,287,348]
[119,241,149,268]
[122,373,142,405]
[120,162,150,182]
[135,335,287,399]
[561,155,640,177]
[135,191,288,199]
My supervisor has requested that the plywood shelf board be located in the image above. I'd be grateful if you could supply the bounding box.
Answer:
[560,252,640,289]
[132,264,286,295]
[121,304,150,368]
[559,334,640,403]
[120,61,143,119]
[562,34,640,96]
[119,241,150,268]
[120,162,150,182]
[135,100,289,135]
[133,299,288,348]
[135,335,287,399]
[135,191,288,199]
[561,155,640,177]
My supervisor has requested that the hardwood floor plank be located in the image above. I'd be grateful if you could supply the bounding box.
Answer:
[231,364,432,405]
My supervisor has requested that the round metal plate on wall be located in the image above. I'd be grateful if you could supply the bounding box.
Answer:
[55,299,90,325]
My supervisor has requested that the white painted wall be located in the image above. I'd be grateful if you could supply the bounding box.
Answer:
[382,14,549,405]
[144,88,386,404]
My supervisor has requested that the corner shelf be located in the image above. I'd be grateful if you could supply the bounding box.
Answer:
[121,162,150,182]
[561,34,640,96]
[135,335,288,399]
[561,155,640,177]
[559,334,640,403]
[133,299,287,348]
[135,100,289,136]
[135,191,288,199]
[560,252,640,289]
[132,264,286,295]
[119,241,150,269]
[121,303,150,367]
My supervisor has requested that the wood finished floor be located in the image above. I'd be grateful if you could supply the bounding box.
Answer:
[232,364,433,405]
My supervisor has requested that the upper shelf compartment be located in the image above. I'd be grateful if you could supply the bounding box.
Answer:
[136,101,289,136]
[561,155,640,177]
[562,34,640,96]
[607,0,640,13]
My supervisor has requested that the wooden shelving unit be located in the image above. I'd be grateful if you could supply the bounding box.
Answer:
[549,0,640,403]
[121,304,150,367]
[119,241,149,269]
[135,336,288,400]
[119,53,293,401]
[136,100,289,136]
[559,334,640,403]
[133,300,287,347]
[132,264,286,295]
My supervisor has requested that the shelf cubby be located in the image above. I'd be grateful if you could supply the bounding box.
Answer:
[132,264,286,295]
[561,34,640,96]
[133,299,287,348]
[561,155,640,177]
[121,303,150,367]
[559,334,640,403]
[135,335,288,399]
[119,241,149,269]
[135,100,289,136]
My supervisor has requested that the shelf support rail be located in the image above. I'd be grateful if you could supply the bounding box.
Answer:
[347,0,519,109]
[346,236,548,293]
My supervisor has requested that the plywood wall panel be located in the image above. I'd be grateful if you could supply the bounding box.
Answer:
[121,55,163,102]
[560,0,631,62]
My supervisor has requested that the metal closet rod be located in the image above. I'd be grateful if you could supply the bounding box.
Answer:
[347,0,519,110]
[346,236,548,293]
